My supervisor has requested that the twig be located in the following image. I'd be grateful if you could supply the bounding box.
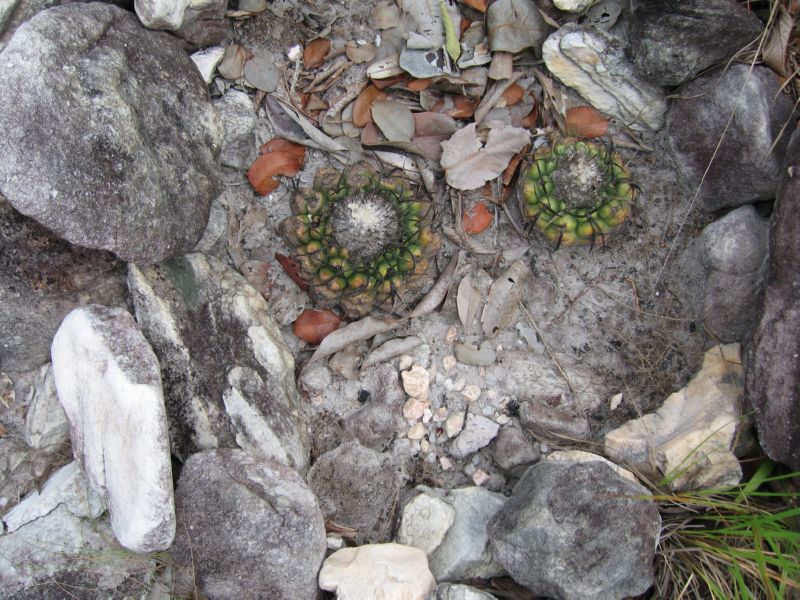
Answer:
[519,302,575,393]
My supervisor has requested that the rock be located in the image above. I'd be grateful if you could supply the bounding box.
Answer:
[546,449,637,482]
[451,415,500,458]
[746,128,800,470]
[488,461,660,600]
[0,437,66,516]
[433,583,498,600]
[408,421,427,440]
[0,0,19,39]
[628,0,763,87]
[128,254,309,471]
[444,413,464,438]
[605,344,745,490]
[23,363,69,450]
[0,505,159,599]
[492,426,540,472]
[190,45,225,84]
[134,0,224,32]
[554,0,594,10]
[397,491,456,555]
[700,206,769,341]
[2,462,104,532]
[428,486,506,582]
[173,0,230,49]
[170,449,326,600]
[402,363,430,399]
[542,24,667,131]
[214,89,257,170]
[667,64,794,212]
[243,53,279,92]
[519,399,591,440]
[308,441,405,544]
[0,199,127,373]
[319,543,437,600]
[51,305,175,552]
[0,3,222,263]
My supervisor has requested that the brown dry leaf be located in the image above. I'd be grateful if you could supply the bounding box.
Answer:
[345,41,377,64]
[462,201,493,233]
[763,5,793,75]
[353,85,388,127]
[371,100,416,141]
[294,309,343,345]
[502,144,529,185]
[440,122,530,190]
[408,251,461,318]
[304,38,331,68]
[481,259,530,338]
[247,150,305,195]
[565,105,609,138]
[499,83,524,107]
[259,138,306,160]
[407,78,433,91]
[461,0,488,12]
[456,272,482,328]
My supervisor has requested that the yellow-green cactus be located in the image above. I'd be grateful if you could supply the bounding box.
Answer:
[280,163,441,318]
[521,138,635,247]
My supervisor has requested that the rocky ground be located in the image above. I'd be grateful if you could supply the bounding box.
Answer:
[0,0,798,599]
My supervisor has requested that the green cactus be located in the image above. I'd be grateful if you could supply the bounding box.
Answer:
[521,138,636,247]
[280,163,441,318]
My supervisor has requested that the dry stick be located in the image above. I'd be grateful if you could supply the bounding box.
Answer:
[518,301,575,394]
[650,4,781,301]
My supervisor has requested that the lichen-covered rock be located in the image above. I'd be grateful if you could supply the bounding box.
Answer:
[170,449,326,600]
[0,199,127,373]
[667,64,794,212]
[628,0,763,86]
[746,129,800,470]
[0,3,221,263]
[128,254,309,472]
[488,461,660,600]
[51,305,175,552]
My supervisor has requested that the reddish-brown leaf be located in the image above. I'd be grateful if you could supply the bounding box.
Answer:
[259,139,306,164]
[275,253,309,291]
[503,144,529,186]
[521,102,539,128]
[500,83,524,107]
[462,0,488,12]
[482,184,513,205]
[247,150,304,195]
[406,78,433,91]
[565,105,609,139]
[445,95,478,119]
[460,18,471,36]
[462,202,493,233]
[371,75,408,90]
[353,85,388,127]
[304,38,331,68]
[293,309,343,345]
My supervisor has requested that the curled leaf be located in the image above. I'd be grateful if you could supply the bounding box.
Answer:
[499,83,524,107]
[565,105,609,139]
[456,272,482,327]
[308,316,401,364]
[462,201,493,233]
[293,309,343,345]
[407,78,433,91]
[275,253,309,291]
[304,38,331,68]
[247,150,304,195]
[259,138,306,162]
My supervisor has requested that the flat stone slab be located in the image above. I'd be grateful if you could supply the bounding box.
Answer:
[51,305,175,552]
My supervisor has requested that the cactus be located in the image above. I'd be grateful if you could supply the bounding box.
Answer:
[280,163,441,318]
[521,138,636,247]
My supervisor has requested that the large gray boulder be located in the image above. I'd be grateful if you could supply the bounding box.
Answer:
[51,305,176,553]
[488,461,660,600]
[0,198,127,372]
[628,0,763,87]
[667,64,794,212]
[170,449,326,600]
[0,3,221,263]
[746,129,800,470]
[128,253,309,472]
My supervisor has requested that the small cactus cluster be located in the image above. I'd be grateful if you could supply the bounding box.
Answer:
[521,138,635,247]
[280,163,440,318]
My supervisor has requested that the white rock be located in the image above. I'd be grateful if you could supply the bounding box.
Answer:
[134,0,220,31]
[397,492,456,554]
[2,462,104,532]
[23,363,69,449]
[51,305,175,552]
[547,450,637,483]
[403,397,428,420]
[471,469,490,486]
[440,456,453,470]
[542,24,667,131]
[554,0,595,11]
[408,422,427,440]
[319,543,436,600]
[605,344,744,491]
[190,46,225,85]
[442,355,457,371]
[462,384,481,402]
[451,415,500,458]
[433,407,449,422]
[397,354,415,370]
[402,364,430,399]
[444,413,465,438]
[609,392,623,411]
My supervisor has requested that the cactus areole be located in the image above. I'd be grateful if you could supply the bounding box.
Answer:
[521,139,636,247]
[280,164,441,318]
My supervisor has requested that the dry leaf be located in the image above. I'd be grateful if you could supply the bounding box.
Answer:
[461,0,488,12]
[763,5,793,75]
[308,316,401,364]
[456,272,482,327]
[408,251,461,318]
[346,41,378,64]
[462,201,493,233]
[499,83,524,107]
[565,105,609,139]
[246,150,304,195]
[304,38,331,68]
[353,85,387,127]
[259,138,306,161]
[294,309,343,345]
[481,259,530,338]
[275,253,309,291]
[371,100,416,141]
[502,144,529,185]
[407,78,433,91]
[440,122,530,190]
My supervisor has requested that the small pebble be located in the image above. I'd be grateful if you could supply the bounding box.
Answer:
[420,439,430,453]
[408,422,427,440]
[190,46,225,85]
[440,456,453,470]
[397,354,414,371]
[453,377,466,392]
[472,469,490,487]
[422,408,433,424]
[401,364,430,400]
[609,392,623,411]
[495,414,511,425]
[442,355,457,371]
[433,407,448,422]
[403,397,427,420]
[445,326,458,343]
[462,385,481,402]
[444,413,465,438]
[327,534,344,551]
